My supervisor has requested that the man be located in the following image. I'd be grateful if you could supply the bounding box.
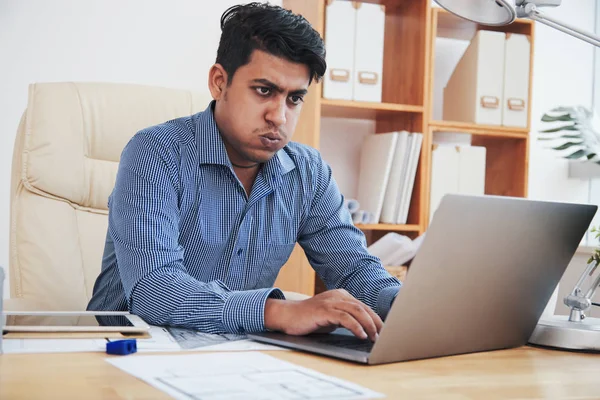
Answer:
[88,2,401,342]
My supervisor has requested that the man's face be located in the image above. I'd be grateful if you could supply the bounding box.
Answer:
[211,49,310,165]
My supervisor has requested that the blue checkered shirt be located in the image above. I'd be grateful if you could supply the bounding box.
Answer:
[88,102,401,334]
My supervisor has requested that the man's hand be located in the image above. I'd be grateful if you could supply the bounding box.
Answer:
[264,289,383,341]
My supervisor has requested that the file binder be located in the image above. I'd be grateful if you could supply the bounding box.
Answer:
[323,0,357,100]
[458,146,486,196]
[443,30,506,125]
[353,3,385,102]
[356,132,398,224]
[429,145,486,222]
[396,133,423,224]
[502,33,531,128]
[380,131,410,224]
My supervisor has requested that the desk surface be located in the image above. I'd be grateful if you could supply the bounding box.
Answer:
[2,346,600,399]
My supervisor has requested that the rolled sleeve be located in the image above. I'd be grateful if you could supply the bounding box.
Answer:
[222,288,285,333]
[377,286,400,319]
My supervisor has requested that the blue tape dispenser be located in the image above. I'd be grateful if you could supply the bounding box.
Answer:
[106,339,137,355]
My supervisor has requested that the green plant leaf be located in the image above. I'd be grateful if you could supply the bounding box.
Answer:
[539,125,578,133]
[538,135,582,142]
[541,114,575,122]
[565,149,588,159]
[552,142,583,151]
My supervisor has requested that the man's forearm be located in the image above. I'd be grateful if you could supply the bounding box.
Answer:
[129,269,284,333]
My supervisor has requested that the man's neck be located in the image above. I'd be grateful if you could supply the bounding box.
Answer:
[233,164,261,197]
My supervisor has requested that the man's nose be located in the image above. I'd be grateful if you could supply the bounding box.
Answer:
[266,99,287,127]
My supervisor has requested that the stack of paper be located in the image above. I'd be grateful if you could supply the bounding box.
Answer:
[368,232,426,266]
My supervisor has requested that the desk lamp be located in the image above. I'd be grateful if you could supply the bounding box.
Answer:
[434,0,600,351]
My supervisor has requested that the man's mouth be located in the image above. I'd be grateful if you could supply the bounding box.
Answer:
[259,133,283,150]
[261,132,282,141]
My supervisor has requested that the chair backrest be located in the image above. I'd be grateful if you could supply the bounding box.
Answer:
[9,82,210,310]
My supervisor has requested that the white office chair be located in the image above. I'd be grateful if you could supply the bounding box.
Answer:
[7,82,209,311]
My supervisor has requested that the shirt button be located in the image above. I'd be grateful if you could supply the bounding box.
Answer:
[237,248,243,256]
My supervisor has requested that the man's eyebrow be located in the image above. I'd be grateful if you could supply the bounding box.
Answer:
[290,88,308,96]
[251,79,307,96]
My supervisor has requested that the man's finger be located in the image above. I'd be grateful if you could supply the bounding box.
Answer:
[327,311,367,340]
[335,301,378,341]
[333,290,384,335]
[359,303,383,333]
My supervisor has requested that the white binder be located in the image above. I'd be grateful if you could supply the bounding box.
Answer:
[323,0,357,100]
[443,30,506,125]
[380,131,410,224]
[502,33,530,128]
[429,145,486,222]
[458,146,487,195]
[353,3,385,102]
[356,132,398,224]
[396,133,423,224]
[430,145,459,223]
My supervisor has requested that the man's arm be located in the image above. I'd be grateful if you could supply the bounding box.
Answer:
[296,156,401,317]
[111,132,283,334]
[263,155,400,341]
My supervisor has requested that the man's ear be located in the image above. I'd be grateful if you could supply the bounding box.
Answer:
[208,64,228,100]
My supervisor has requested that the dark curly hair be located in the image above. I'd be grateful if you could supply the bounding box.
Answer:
[216,2,326,85]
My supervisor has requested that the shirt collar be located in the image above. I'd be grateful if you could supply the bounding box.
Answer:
[195,101,231,167]
[195,101,296,178]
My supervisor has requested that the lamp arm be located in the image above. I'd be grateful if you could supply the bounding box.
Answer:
[564,260,600,322]
[584,263,600,302]
[518,3,600,47]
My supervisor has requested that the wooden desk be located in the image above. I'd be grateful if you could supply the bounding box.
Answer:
[1,346,600,399]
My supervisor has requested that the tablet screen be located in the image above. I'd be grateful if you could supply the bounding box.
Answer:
[4,314,134,327]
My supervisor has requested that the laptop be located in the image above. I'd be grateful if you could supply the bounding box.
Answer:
[248,194,596,364]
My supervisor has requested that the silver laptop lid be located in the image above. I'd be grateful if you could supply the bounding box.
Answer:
[369,195,596,364]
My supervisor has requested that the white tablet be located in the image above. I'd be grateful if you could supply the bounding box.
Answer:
[2,311,150,333]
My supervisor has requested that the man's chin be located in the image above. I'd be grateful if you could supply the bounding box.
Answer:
[248,149,281,164]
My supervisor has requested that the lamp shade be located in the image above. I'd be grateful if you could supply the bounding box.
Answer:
[434,0,517,26]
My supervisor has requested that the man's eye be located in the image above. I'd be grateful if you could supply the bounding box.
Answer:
[289,95,304,105]
[256,87,271,96]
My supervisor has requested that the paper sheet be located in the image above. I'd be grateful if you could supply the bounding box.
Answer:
[164,326,286,352]
[107,352,384,400]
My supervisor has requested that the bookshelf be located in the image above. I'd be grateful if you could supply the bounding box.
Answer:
[274,1,534,295]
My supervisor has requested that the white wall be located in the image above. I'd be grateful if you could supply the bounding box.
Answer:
[0,0,280,296]
[1,0,598,302]
[525,1,600,314]
[528,0,596,206]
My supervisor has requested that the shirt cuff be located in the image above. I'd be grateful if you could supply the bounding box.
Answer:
[222,287,285,334]
[377,285,401,319]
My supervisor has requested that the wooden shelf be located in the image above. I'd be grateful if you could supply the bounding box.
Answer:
[321,99,423,119]
[281,0,533,296]
[434,7,534,41]
[429,120,529,138]
[355,223,421,232]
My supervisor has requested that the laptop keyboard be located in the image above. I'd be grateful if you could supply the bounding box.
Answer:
[311,334,374,352]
